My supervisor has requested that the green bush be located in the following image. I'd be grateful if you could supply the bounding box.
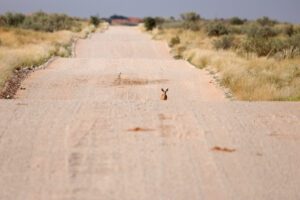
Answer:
[205,22,228,36]
[183,21,201,31]
[256,16,278,26]
[239,36,273,56]
[144,17,156,31]
[242,23,258,36]
[90,15,100,27]
[295,27,300,34]
[230,17,244,25]
[287,33,300,49]
[0,12,25,26]
[213,35,235,50]
[154,17,165,26]
[258,26,278,38]
[243,23,278,39]
[239,33,300,58]
[272,34,300,59]
[228,25,242,34]
[169,36,180,47]
[282,24,294,37]
[0,10,81,32]
[21,11,80,32]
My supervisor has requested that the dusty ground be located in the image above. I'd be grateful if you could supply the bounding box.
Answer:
[0,26,300,200]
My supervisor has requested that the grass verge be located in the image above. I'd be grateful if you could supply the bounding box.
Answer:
[0,22,108,91]
[146,26,300,101]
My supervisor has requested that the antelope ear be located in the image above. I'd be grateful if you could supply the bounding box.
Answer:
[166,88,169,92]
[161,88,164,92]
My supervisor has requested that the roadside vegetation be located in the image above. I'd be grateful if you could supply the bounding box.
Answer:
[0,11,108,89]
[90,15,101,27]
[142,13,300,101]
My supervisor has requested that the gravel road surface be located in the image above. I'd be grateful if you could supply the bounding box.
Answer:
[0,26,300,200]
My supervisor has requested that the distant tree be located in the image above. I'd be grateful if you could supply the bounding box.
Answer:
[110,15,128,20]
[230,17,244,25]
[180,12,200,22]
[144,17,156,30]
[90,15,100,27]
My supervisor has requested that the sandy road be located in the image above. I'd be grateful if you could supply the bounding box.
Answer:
[0,26,300,200]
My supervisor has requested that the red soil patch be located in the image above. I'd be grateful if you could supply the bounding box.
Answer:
[269,132,281,136]
[16,103,28,106]
[159,113,168,120]
[111,17,142,26]
[127,127,154,132]
[211,146,236,153]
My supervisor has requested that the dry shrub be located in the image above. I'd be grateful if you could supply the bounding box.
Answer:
[212,35,235,50]
[169,35,180,47]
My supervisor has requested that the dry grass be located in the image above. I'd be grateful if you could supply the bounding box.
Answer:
[0,22,108,89]
[150,28,300,101]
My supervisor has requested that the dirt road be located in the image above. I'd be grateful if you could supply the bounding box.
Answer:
[0,26,300,200]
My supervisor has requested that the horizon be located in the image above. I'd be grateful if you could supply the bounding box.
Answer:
[0,0,299,24]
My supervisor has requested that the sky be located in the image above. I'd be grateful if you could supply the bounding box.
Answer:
[0,0,299,23]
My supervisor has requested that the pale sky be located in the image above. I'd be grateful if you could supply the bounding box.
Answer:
[0,0,299,23]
